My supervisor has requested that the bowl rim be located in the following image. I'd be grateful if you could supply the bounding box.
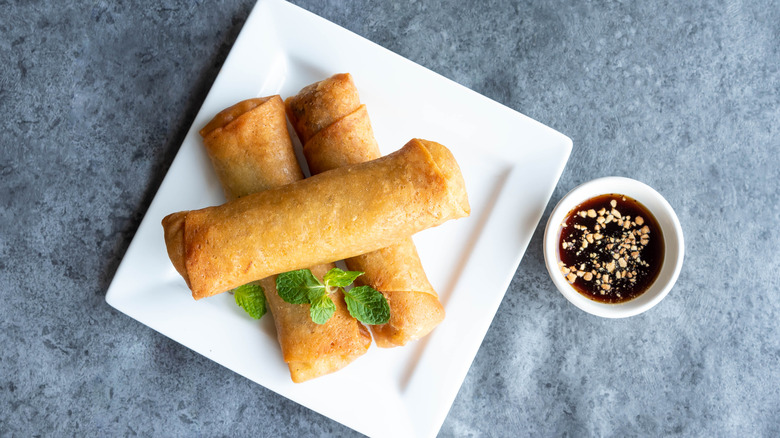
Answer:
[543,176,685,318]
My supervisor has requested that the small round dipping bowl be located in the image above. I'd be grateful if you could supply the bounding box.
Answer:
[543,177,684,318]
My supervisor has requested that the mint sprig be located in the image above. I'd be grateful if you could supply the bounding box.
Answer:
[276,268,390,325]
[233,282,267,319]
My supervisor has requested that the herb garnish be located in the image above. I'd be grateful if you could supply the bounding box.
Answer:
[233,282,267,319]
[276,268,390,325]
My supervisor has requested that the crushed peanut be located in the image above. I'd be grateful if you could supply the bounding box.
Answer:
[558,194,664,303]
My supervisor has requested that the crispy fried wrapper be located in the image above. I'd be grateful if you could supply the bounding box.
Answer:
[286,73,449,347]
[191,95,370,382]
[162,136,469,302]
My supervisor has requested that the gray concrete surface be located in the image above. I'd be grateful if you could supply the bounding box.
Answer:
[1,0,779,436]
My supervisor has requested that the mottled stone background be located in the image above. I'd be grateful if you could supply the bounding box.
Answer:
[1,0,778,436]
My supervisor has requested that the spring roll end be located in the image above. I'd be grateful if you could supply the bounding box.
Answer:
[413,138,471,218]
[284,73,360,144]
[372,290,446,348]
[289,348,368,383]
[198,96,275,138]
[201,96,301,201]
[161,211,192,289]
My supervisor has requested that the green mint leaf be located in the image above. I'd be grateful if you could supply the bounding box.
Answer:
[276,269,324,304]
[309,294,336,324]
[233,282,267,319]
[343,285,390,325]
[323,268,364,288]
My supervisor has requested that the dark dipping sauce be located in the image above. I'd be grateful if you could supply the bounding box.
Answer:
[557,194,664,303]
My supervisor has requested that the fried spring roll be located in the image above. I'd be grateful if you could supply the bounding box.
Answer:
[162,137,469,301]
[196,96,370,382]
[286,73,446,347]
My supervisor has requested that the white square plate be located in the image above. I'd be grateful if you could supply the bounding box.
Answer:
[105,1,572,436]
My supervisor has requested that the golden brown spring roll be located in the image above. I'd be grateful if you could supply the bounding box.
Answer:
[286,73,446,347]
[197,96,371,383]
[162,137,469,301]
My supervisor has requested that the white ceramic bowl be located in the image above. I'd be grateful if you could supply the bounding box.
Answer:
[543,177,684,318]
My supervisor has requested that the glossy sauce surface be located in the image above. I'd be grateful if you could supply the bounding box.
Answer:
[557,194,664,303]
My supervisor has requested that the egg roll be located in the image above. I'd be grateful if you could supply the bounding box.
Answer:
[197,95,371,383]
[162,137,469,301]
[286,73,445,347]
